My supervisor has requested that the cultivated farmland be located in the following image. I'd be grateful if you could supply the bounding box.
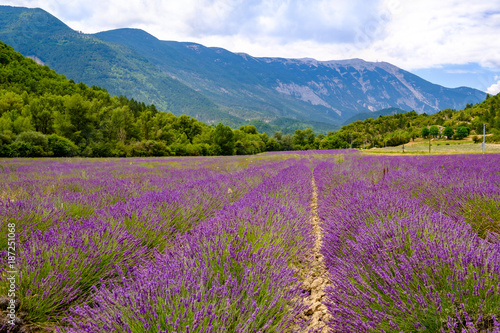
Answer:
[1,151,499,332]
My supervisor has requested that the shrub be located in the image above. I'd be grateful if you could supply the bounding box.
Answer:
[385,134,409,147]
[319,134,347,149]
[13,131,49,156]
[111,141,128,157]
[146,140,170,156]
[486,135,500,143]
[454,126,469,140]
[89,141,114,157]
[443,126,454,139]
[15,131,48,150]
[0,131,13,145]
[8,141,35,157]
[48,134,79,157]
[0,143,12,157]
[169,142,188,156]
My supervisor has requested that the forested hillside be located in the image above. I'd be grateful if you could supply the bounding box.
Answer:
[0,41,270,157]
[320,94,500,148]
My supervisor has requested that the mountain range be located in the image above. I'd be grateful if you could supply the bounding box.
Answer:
[0,5,486,133]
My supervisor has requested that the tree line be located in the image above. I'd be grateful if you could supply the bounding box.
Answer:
[0,41,275,157]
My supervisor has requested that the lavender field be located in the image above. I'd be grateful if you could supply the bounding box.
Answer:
[1,151,500,332]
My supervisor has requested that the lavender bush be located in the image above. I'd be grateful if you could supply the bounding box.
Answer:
[316,155,500,332]
[0,156,314,331]
[64,160,315,332]
[1,151,500,332]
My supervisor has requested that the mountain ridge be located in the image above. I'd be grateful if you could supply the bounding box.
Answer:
[98,27,484,115]
[0,5,487,133]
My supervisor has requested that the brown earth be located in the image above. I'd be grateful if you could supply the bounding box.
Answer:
[297,176,332,332]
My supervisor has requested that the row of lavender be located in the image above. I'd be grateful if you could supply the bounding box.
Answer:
[315,154,500,332]
[0,156,314,332]
[5,151,498,332]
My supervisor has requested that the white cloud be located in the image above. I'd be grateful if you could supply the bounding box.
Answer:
[487,75,500,95]
[2,0,386,46]
[444,69,478,74]
[351,0,500,70]
[2,0,500,72]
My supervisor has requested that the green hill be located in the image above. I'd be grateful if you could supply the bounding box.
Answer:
[320,95,500,148]
[0,41,271,157]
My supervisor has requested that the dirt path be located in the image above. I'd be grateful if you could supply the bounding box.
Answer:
[299,175,331,332]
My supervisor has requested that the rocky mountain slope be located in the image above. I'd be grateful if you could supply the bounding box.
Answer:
[97,28,485,121]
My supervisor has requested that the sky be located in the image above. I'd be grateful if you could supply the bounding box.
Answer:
[3,0,500,93]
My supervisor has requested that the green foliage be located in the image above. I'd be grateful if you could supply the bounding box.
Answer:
[0,141,11,156]
[273,131,293,151]
[454,126,470,140]
[212,123,235,155]
[385,133,410,147]
[15,130,48,150]
[172,115,202,143]
[292,128,316,150]
[319,134,347,149]
[265,137,280,151]
[47,134,79,157]
[443,126,454,139]
[0,41,270,157]
[239,125,258,134]
[9,130,49,157]
[421,127,430,139]
[429,125,439,137]
[8,141,37,157]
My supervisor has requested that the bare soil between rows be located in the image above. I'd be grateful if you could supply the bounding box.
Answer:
[297,176,331,332]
